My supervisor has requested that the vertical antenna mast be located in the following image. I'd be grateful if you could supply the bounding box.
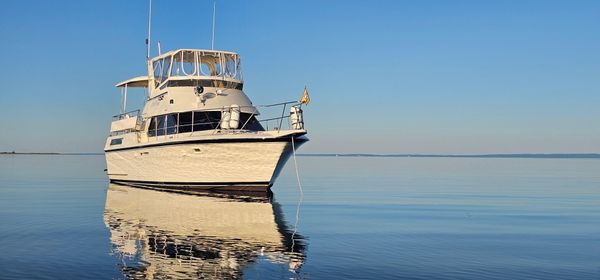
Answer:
[211,0,216,50]
[146,0,152,59]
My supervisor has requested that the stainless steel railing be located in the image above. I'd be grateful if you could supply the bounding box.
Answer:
[110,101,303,138]
[112,109,141,121]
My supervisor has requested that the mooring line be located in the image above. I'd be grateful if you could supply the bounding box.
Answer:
[290,136,304,254]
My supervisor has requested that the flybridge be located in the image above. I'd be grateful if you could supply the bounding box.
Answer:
[116,49,243,91]
[150,49,243,87]
[115,49,244,111]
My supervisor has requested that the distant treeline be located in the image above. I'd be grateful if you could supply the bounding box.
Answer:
[0,152,102,155]
[298,153,600,159]
[0,151,59,155]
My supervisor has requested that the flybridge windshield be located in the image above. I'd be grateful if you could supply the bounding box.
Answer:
[152,50,242,85]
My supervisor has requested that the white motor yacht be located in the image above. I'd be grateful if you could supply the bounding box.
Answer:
[104,49,308,192]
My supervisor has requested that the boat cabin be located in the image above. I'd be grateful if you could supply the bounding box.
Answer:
[110,49,265,138]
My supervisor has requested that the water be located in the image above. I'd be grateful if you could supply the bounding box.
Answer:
[0,155,599,279]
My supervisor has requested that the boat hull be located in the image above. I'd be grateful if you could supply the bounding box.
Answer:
[105,139,304,192]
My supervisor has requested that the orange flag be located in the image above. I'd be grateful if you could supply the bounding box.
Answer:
[300,86,311,105]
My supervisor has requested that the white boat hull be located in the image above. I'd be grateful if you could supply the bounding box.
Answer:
[105,139,304,191]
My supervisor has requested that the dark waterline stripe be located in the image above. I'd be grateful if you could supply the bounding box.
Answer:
[111,179,271,186]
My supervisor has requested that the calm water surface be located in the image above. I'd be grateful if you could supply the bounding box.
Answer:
[0,155,599,279]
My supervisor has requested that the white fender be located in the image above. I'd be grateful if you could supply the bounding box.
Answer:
[229,104,240,129]
[221,109,231,129]
[290,106,304,130]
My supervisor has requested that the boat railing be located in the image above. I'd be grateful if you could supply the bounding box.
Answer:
[112,109,141,121]
[143,101,303,140]
[244,101,302,133]
[109,110,143,136]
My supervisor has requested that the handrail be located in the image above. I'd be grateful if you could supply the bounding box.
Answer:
[180,100,299,113]
[112,109,141,120]
[258,101,299,108]
[110,101,303,138]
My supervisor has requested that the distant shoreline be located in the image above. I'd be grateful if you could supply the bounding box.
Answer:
[1,152,599,159]
[0,152,60,155]
[0,152,102,156]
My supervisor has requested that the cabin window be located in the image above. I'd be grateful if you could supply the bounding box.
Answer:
[238,113,264,131]
[153,61,161,80]
[148,117,157,136]
[198,53,223,76]
[178,112,193,133]
[161,58,171,83]
[166,114,178,135]
[153,57,172,86]
[235,59,243,80]
[110,138,123,145]
[156,115,166,136]
[193,111,221,131]
[180,51,198,76]
[171,50,198,76]
[224,54,237,79]
[222,54,243,80]
[199,61,211,76]
[147,110,264,137]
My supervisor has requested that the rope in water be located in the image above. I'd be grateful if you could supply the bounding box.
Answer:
[290,136,304,253]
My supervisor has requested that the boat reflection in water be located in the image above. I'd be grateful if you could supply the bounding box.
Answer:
[103,184,306,279]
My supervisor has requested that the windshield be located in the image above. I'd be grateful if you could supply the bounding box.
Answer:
[155,50,242,82]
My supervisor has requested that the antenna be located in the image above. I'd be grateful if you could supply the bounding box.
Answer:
[211,0,216,50]
[146,0,152,59]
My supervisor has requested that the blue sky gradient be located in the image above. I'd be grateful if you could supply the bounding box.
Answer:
[0,0,598,153]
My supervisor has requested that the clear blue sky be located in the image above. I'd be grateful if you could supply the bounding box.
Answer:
[0,0,598,154]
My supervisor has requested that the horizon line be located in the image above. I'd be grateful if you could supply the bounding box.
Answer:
[1,151,599,159]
